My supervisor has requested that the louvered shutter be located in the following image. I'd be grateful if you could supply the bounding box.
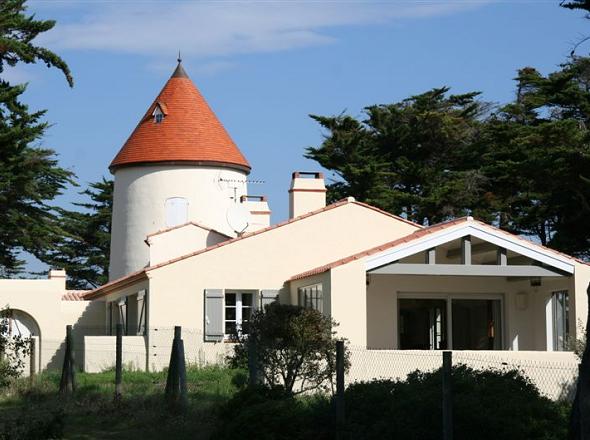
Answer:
[204,289,224,342]
[260,290,280,311]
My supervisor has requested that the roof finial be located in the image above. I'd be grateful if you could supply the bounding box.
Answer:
[177,50,182,64]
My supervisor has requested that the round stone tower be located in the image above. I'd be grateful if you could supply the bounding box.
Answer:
[108,61,251,280]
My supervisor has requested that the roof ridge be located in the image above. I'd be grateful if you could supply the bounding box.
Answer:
[146,221,231,241]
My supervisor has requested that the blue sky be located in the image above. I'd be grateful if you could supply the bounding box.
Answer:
[9,0,590,274]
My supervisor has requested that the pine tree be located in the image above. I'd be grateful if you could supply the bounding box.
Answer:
[480,60,590,257]
[38,179,112,289]
[306,88,489,225]
[0,0,73,87]
[0,0,74,275]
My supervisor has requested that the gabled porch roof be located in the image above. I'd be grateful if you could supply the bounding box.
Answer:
[290,217,585,281]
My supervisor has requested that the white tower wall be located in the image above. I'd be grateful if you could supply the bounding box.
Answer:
[109,165,248,280]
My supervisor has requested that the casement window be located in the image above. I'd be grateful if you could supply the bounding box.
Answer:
[299,284,323,313]
[552,290,569,351]
[224,292,254,339]
[165,197,188,227]
[204,289,279,342]
[398,294,503,350]
[137,290,147,336]
[107,297,130,336]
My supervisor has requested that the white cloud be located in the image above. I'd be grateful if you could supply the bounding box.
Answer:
[36,1,487,59]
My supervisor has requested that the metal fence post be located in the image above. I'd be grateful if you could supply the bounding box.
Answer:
[115,323,123,401]
[335,340,345,438]
[248,339,258,387]
[442,350,453,440]
[177,338,188,408]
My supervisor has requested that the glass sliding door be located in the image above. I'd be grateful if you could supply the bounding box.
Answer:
[398,295,503,350]
[399,299,448,350]
[451,299,502,350]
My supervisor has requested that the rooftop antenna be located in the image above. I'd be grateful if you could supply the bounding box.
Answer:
[217,176,265,203]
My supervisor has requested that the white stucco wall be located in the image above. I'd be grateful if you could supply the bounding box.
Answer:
[109,165,248,280]
[84,336,147,373]
[0,275,105,372]
[126,201,418,369]
[574,261,590,335]
[147,223,229,266]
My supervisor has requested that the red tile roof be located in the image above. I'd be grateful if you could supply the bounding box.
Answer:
[62,290,90,301]
[110,62,250,172]
[85,198,419,299]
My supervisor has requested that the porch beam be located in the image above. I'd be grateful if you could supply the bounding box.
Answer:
[369,264,567,277]
[447,241,496,259]
[425,248,436,265]
[461,236,471,265]
[497,247,507,266]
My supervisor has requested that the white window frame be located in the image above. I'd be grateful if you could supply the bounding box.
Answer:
[396,292,505,350]
[549,290,570,351]
[137,290,147,336]
[224,291,255,340]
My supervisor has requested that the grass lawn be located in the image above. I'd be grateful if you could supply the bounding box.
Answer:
[0,366,245,439]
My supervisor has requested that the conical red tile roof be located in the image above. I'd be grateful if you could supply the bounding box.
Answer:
[110,62,250,172]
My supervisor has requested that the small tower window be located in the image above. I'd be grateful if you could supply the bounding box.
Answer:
[153,106,165,124]
[165,197,188,227]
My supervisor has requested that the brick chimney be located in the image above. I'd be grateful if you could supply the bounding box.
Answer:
[289,172,326,219]
[240,195,271,232]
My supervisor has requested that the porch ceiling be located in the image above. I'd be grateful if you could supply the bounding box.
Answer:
[369,263,568,277]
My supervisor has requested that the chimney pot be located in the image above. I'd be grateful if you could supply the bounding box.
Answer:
[289,171,326,218]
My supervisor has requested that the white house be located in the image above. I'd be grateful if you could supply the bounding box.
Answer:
[0,62,588,391]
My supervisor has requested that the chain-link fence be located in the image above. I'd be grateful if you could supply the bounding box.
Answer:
[19,327,580,401]
[347,345,579,401]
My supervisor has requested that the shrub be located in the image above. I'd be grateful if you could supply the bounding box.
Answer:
[228,303,349,395]
[343,365,568,440]
[0,406,64,440]
[0,307,31,388]
[214,386,332,440]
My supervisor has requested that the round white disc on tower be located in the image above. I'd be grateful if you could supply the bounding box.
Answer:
[226,203,250,234]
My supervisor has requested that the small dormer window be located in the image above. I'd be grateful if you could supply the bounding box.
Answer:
[153,106,165,123]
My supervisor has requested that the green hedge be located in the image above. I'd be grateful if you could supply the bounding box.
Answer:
[216,366,569,440]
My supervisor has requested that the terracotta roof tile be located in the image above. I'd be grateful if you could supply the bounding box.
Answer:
[110,62,250,172]
[62,290,90,301]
